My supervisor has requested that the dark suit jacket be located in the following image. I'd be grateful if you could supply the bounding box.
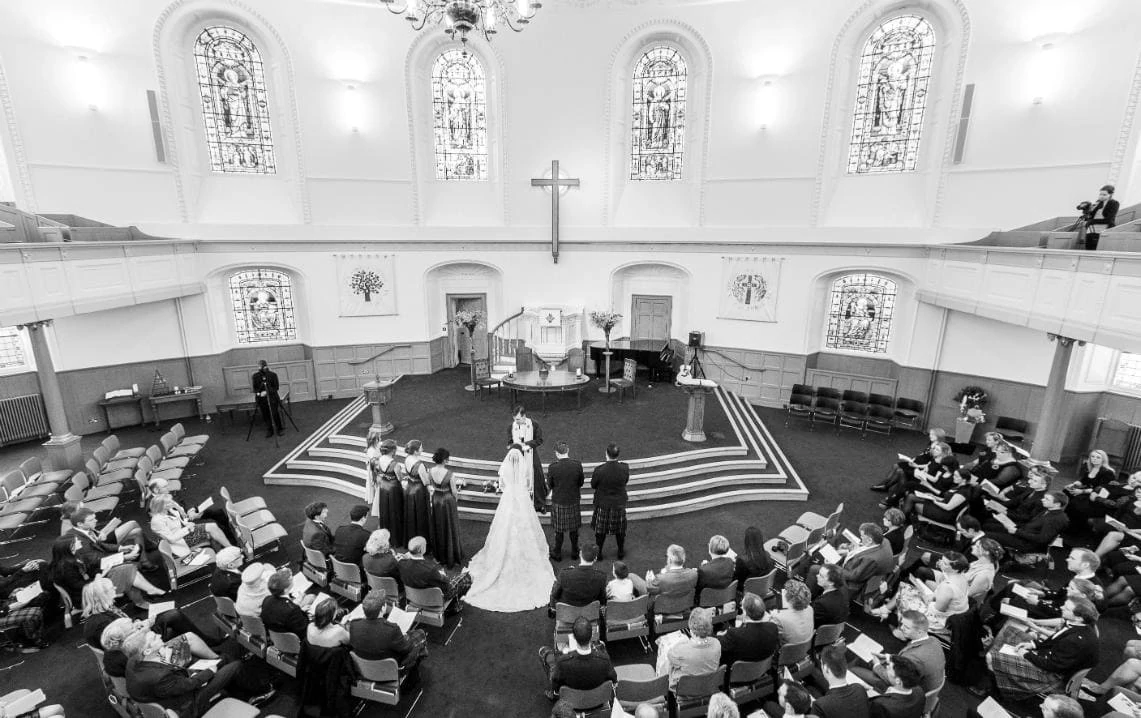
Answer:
[884,527,906,555]
[1006,489,1047,523]
[67,527,121,568]
[696,556,736,597]
[842,541,894,598]
[811,683,870,718]
[548,458,585,506]
[1025,624,1099,675]
[303,519,334,555]
[348,616,415,663]
[1088,198,1120,228]
[590,461,630,509]
[260,595,309,638]
[647,567,698,599]
[717,620,779,666]
[550,650,618,692]
[209,568,242,601]
[251,368,280,396]
[126,657,213,717]
[333,523,371,566]
[397,557,450,593]
[869,688,925,718]
[363,553,402,585]
[1014,509,1069,549]
[550,564,607,607]
[813,588,851,627]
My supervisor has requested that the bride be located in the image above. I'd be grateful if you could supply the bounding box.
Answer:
[464,444,555,612]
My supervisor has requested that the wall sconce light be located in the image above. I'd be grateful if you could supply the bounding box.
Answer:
[756,78,776,131]
[343,82,364,133]
[1027,36,1062,106]
[73,52,104,112]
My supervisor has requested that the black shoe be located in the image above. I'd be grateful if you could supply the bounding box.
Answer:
[617,550,626,559]
[248,687,277,708]
[870,483,890,492]
[276,428,285,436]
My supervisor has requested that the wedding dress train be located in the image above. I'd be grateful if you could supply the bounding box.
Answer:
[464,447,555,612]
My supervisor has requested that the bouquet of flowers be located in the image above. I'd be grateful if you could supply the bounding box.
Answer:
[953,386,988,423]
[454,309,484,334]
[589,310,623,333]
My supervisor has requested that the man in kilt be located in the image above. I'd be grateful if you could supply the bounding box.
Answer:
[590,443,630,560]
[547,441,585,562]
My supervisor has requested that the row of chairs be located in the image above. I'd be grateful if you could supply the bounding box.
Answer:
[786,386,924,437]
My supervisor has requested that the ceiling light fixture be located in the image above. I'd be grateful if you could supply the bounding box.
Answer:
[377,0,541,46]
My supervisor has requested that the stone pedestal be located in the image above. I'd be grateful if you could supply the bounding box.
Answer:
[681,386,714,442]
[44,433,84,473]
[363,379,396,436]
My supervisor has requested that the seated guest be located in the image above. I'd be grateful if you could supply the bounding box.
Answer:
[82,576,218,659]
[302,501,334,556]
[0,558,47,652]
[837,523,894,603]
[540,616,617,700]
[986,596,1100,702]
[645,544,698,598]
[717,592,779,666]
[814,646,870,718]
[1064,449,1119,530]
[981,466,1049,532]
[872,552,970,636]
[871,428,947,493]
[902,468,975,524]
[606,561,636,602]
[986,491,1069,553]
[768,580,814,646]
[148,477,236,545]
[963,432,1003,475]
[707,692,739,718]
[397,535,471,606]
[1093,477,1141,558]
[735,526,776,586]
[260,568,311,640]
[347,592,428,668]
[868,655,926,718]
[989,576,1103,638]
[901,515,986,587]
[550,544,607,609]
[148,495,231,554]
[99,618,142,678]
[695,535,736,599]
[851,611,944,694]
[665,607,720,689]
[773,681,813,718]
[333,504,372,567]
[882,509,908,555]
[306,597,349,648]
[882,441,957,510]
[0,691,65,718]
[1079,640,1141,700]
[61,502,146,562]
[123,629,248,718]
[1042,695,1083,718]
[362,528,402,584]
[813,564,850,627]
[964,538,1003,604]
[48,535,164,611]
[208,547,245,601]
[235,563,274,618]
[975,441,1023,492]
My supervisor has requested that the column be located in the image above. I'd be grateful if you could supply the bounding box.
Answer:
[1034,333,1080,461]
[19,320,84,472]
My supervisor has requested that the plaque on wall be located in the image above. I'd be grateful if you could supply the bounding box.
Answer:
[718,256,782,322]
[336,253,397,317]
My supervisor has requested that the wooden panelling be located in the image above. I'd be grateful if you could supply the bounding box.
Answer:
[313,342,436,398]
[806,369,897,397]
[223,361,315,402]
[702,347,806,406]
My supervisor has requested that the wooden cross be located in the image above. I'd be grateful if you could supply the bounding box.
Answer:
[530,160,580,264]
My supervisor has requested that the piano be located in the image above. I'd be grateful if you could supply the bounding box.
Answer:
[588,339,675,381]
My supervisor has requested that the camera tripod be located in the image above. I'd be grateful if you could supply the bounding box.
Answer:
[688,346,707,379]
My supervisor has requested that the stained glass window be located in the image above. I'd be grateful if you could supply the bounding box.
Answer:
[194,26,277,174]
[630,46,687,181]
[847,15,935,174]
[825,274,898,353]
[1114,353,1141,391]
[0,327,27,369]
[228,269,297,344]
[431,50,488,181]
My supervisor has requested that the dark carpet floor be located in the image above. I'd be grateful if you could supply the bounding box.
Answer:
[0,370,1128,718]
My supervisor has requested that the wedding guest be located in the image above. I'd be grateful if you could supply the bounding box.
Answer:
[402,440,432,553]
[235,563,274,618]
[362,529,402,586]
[428,448,464,568]
[367,436,405,547]
[768,580,814,645]
[398,536,471,607]
[868,655,925,718]
[302,502,334,556]
[209,547,245,601]
[551,544,607,609]
[734,526,776,587]
[348,592,429,669]
[665,608,720,689]
[717,593,779,666]
[606,561,636,602]
[539,616,616,700]
[332,505,371,567]
[306,597,349,648]
[695,535,736,599]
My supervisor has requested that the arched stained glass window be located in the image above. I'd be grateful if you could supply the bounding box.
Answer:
[847,15,935,174]
[229,269,297,344]
[825,274,897,353]
[0,327,27,370]
[194,26,277,174]
[630,46,686,181]
[431,50,488,181]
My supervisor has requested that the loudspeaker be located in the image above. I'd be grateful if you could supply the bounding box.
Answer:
[687,331,703,348]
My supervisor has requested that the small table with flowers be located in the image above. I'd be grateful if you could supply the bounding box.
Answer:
[501,370,592,413]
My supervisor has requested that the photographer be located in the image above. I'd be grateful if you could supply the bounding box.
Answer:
[1078,184,1119,250]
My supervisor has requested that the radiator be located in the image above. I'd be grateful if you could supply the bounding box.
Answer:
[0,393,49,446]
[1125,425,1141,475]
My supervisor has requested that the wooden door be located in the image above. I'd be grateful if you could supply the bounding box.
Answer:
[631,295,672,340]
[448,294,488,366]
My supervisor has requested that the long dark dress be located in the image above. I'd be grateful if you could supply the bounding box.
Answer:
[372,455,405,547]
[403,457,432,552]
[428,464,464,569]
[1067,464,1120,527]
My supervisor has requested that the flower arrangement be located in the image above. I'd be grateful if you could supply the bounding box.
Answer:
[953,386,988,424]
[454,309,484,333]
[590,310,622,332]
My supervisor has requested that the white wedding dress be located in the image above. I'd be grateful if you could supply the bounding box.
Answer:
[464,447,555,612]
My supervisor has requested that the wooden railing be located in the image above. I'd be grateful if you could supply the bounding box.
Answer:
[489,307,526,369]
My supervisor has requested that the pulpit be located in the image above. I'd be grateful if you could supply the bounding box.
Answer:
[680,385,715,442]
[363,378,398,436]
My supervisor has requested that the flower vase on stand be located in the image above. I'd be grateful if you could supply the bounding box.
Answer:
[599,328,617,394]
[463,324,478,392]
[954,417,976,445]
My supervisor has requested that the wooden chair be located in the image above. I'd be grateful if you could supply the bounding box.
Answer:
[603,595,650,652]
[472,358,501,400]
[673,667,726,718]
[727,656,775,706]
[612,358,638,403]
[404,585,451,627]
[559,681,614,717]
[330,557,365,602]
[349,652,414,707]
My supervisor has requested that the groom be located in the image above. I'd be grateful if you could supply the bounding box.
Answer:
[509,404,549,513]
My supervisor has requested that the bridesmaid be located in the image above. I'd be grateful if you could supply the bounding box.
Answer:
[403,440,433,552]
[364,429,382,510]
[372,439,405,547]
[428,448,464,568]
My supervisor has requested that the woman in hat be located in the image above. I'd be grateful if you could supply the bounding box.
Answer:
[235,563,274,618]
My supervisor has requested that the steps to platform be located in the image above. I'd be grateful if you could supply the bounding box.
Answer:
[263,387,808,521]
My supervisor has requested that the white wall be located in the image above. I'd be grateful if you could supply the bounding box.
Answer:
[936,311,1054,384]
[50,299,186,371]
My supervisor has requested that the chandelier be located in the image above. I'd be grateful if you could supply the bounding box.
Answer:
[378,0,542,45]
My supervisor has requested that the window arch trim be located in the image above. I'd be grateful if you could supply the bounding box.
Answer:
[824,272,899,354]
[227,268,298,345]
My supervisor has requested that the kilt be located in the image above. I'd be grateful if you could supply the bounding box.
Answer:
[0,605,43,643]
[591,505,627,536]
[987,632,1062,701]
[551,503,581,532]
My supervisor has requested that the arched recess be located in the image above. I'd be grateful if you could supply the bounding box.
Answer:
[423,261,505,366]
[608,261,691,342]
[804,267,921,365]
[153,0,309,224]
[602,20,713,227]
[812,0,970,228]
[405,34,507,226]
[0,55,34,211]
[203,261,310,353]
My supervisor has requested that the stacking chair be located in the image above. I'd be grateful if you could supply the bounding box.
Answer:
[811,397,840,429]
[727,656,775,706]
[212,595,241,634]
[145,445,191,473]
[764,535,808,575]
[559,681,613,716]
[813,623,845,657]
[893,398,925,430]
[554,601,601,649]
[365,573,403,609]
[815,386,841,400]
[742,569,779,605]
[86,644,133,718]
[0,473,48,516]
[915,505,969,542]
[3,468,62,500]
[895,525,916,563]
[266,630,302,677]
[791,383,815,398]
[237,614,269,659]
[651,592,693,636]
[160,432,204,463]
[785,392,815,427]
[673,668,725,718]
[349,652,415,707]
[330,557,365,602]
[84,458,133,489]
[777,638,814,681]
[171,422,209,447]
[55,583,83,628]
[137,454,184,484]
[796,502,843,534]
[404,585,451,627]
[93,445,138,473]
[0,512,35,547]
[995,416,1029,444]
[838,400,868,433]
[102,434,146,461]
[18,457,71,487]
[841,389,868,404]
[614,665,667,715]
[234,515,287,560]
[603,595,650,652]
[67,471,123,505]
[219,486,267,516]
[60,477,119,516]
[864,405,896,436]
[868,393,894,409]
[923,678,946,718]
[472,358,501,400]
[157,539,216,590]
[699,580,738,628]
[613,358,638,403]
[301,544,331,588]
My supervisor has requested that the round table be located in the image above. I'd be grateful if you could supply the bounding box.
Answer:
[501,370,592,412]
